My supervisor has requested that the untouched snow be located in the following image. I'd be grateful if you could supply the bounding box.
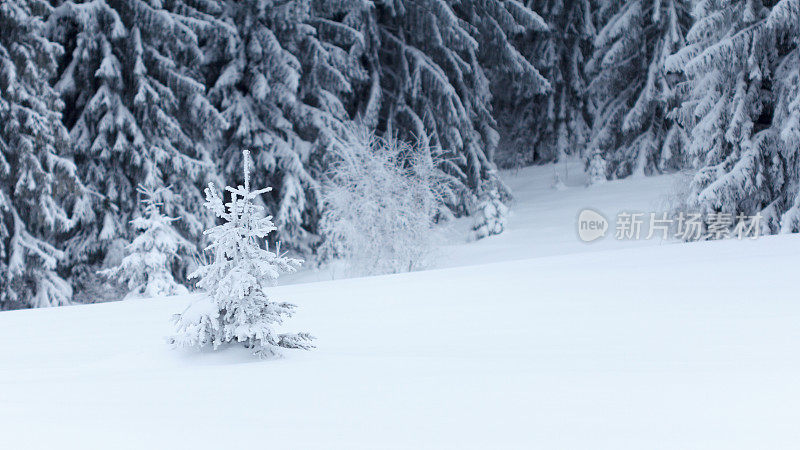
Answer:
[2,165,799,449]
[436,159,684,267]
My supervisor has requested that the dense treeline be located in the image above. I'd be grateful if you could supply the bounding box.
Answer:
[1,0,799,309]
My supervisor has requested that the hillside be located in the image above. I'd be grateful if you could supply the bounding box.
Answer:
[1,166,798,449]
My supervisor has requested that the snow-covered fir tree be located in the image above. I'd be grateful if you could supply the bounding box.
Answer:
[471,189,508,240]
[501,0,593,166]
[211,0,376,253]
[458,0,552,170]
[0,0,84,309]
[99,183,193,298]
[211,0,310,252]
[666,0,800,233]
[171,150,312,357]
[588,0,692,179]
[299,0,376,137]
[772,1,800,232]
[586,150,609,185]
[374,0,525,212]
[46,0,233,299]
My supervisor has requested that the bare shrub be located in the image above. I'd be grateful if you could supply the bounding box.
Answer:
[319,128,448,276]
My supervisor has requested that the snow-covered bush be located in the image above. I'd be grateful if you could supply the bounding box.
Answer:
[319,128,446,276]
[471,190,509,240]
[171,151,312,358]
[99,183,193,299]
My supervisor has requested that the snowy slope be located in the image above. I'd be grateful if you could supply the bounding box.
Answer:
[1,165,799,449]
[2,237,799,449]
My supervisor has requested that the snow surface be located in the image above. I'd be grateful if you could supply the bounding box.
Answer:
[2,164,799,449]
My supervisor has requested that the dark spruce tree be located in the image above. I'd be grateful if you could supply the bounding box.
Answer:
[210,0,376,253]
[666,0,800,233]
[46,0,233,299]
[0,0,84,308]
[504,0,594,167]
[587,0,692,181]
[373,0,552,210]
